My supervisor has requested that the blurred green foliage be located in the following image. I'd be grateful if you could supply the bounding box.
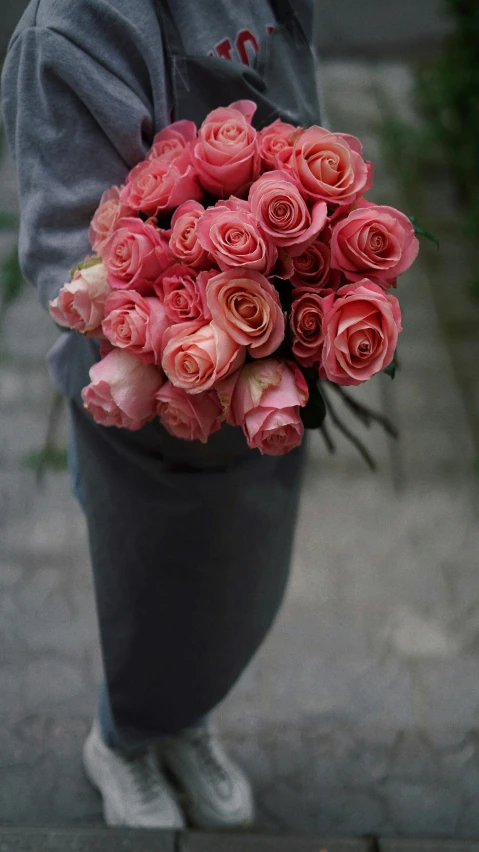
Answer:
[379,0,479,299]
[416,0,479,295]
[0,122,25,326]
[417,0,479,200]
[0,115,66,478]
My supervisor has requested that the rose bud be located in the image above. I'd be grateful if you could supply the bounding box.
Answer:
[224,358,309,455]
[81,348,163,430]
[49,260,111,336]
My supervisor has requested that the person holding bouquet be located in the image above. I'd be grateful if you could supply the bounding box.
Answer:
[2,0,323,831]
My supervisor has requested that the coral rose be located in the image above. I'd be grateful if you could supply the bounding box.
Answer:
[192,101,260,198]
[280,126,373,208]
[290,292,325,367]
[161,320,245,394]
[206,268,285,358]
[49,260,111,335]
[101,290,169,364]
[155,382,224,443]
[258,119,299,170]
[169,201,211,269]
[321,279,402,386]
[89,186,131,254]
[156,264,213,325]
[147,120,197,163]
[290,238,341,291]
[224,359,308,455]
[81,348,163,430]
[330,201,419,283]
[121,154,203,217]
[249,171,327,256]
[102,217,173,293]
[196,199,277,274]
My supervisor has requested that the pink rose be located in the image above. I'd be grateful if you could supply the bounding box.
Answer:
[156,264,213,325]
[89,186,131,254]
[290,292,325,367]
[102,217,173,293]
[162,320,245,394]
[169,201,211,269]
[192,101,260,198]
[121,154,203,217]
[249,171,327,257]
[101,290,169,364]
[206,268,285,358]
[290,238,338,291]
[49,261,111,335]
[330,202,419,283]
[225,359,308,455]
[321,279,402,386]
[147,120,197,163]
[155,382,224,443]
[196,199,277,274]
[258,119,299,170]
[280,126,373,208]
[81,348,163,430]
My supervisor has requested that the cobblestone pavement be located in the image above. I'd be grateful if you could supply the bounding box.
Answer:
[1,61,478,838]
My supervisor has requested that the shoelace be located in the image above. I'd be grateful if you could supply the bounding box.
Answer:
[186,730,232,790]
[124,752,167,804]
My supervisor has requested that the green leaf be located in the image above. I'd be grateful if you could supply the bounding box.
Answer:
[69,254,102,279]
[408,215,440,249]
[24,447,68,473]
[384,349,398,379]
[1,246,25,307]
[301,381,327,429]
[0,212,19,231]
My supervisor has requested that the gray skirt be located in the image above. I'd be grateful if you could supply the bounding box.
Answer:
[70,398,305,744]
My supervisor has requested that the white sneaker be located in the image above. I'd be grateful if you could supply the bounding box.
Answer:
[161,723,255,830]
[83,720,186,829]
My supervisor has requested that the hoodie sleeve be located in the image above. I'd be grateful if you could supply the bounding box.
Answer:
[1,25,158,312]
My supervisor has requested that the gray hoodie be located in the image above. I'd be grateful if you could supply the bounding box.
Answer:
[1,0,315,393]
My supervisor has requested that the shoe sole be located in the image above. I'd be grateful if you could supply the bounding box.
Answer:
[83,735,186,829]
[161,760,255,832]
[82,736,124,827]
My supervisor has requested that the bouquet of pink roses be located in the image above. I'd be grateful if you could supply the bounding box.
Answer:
[49,100,419,458]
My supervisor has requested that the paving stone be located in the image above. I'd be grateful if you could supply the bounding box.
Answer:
[380,842,479,852]
[0,562,24,586]
[0,714,50,767]
[0,828,175,852]
[316,3,449,58]
[416,660,479,733]
[256,782,320,835]
[381,608,460,659]
[24,659,87,708]
[342,747,390,787]
[179,833,373,852]
[1,289,57,361]
[456,801,479,839]
[0,364,52,406]
[0,666,23,712]
[0,765,51,824]
[384,781,461,835]
[387,732,437,782]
